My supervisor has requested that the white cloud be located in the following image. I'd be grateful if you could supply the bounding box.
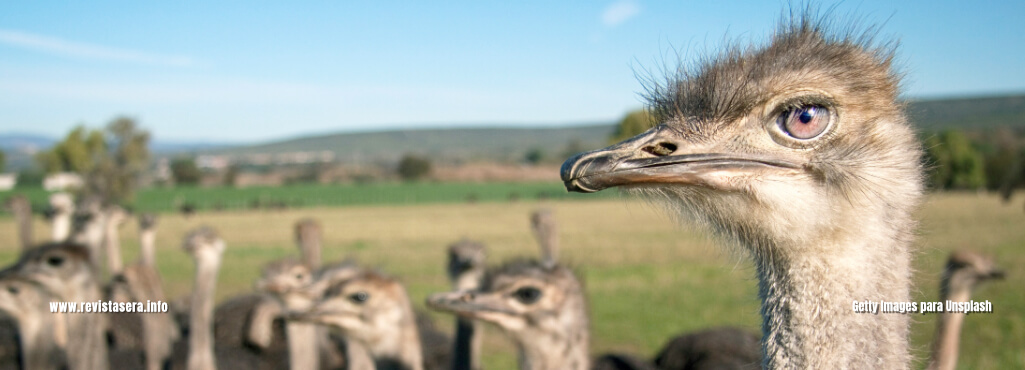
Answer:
[601,0,641,27]
[0,29,198,67]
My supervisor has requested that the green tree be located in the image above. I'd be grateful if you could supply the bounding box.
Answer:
[0,149,6,172]
[609,109,656,144]
[925,130,987,190]
[35,126,107,173]
[171,157,202,185]
[397,154,431,181]
[37,117,151,205]
[524,148,545,165]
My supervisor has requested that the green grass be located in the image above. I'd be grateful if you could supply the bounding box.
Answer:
[0,193,1021,369]
[1,181,617,213]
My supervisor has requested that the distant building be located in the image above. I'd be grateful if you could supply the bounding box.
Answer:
[43,172,84,191]
[0,174,16,191]
[196,155,232,170]
[233,171,285,188]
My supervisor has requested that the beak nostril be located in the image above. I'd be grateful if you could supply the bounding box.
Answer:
[643,142,677,156]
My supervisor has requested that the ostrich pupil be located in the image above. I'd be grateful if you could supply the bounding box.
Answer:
[799,109,814,123]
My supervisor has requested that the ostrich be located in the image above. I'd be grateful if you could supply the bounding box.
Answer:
[428,259,592,370]
[0,274,68,370]
[9,242,109,370]
[428,211,661,370]
[182,226,226,370]
[533,209,760,369]
[3,195,33,252]
[107,214,177,370]
[926,250,1005,370]
[446,239,487,370]
[291,269,428,370]
[47,193,74,242]
[560,12,924,369]
[254,258,329,370]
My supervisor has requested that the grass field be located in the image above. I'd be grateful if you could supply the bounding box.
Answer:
[3,181,616,213]
[0,193,1021,369]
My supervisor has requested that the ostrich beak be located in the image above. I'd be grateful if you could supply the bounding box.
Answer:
[988,269,1005,280]
[426,291,516,317]
[561,126,801,193]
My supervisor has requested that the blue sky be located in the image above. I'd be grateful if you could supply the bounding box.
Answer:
[1,1,1023,143]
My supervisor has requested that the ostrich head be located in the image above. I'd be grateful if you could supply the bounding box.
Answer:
[943,250,1005,297]
[257,258,314,294]
[138,213,158,231]
[561,16,923,258]
[293,270,414,346]
[427,259,588,352]
[12,243,94,294]
[0,275,56,324]
[447,239,487,282]
[181,226,226,263]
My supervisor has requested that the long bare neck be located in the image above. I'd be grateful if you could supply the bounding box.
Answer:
[105,218,124,275]
[74,214,106,269]
[140,227,157,268]
[927,281,972,370]
[299,237,321,269]
[516,323,590,370]
[286,322,320,370]
[755,217,912,369]
[61,270,109,370]
[451,268,484,370]
[188,255,222,370]
[52,211,72,242]
[367,306,424,370]
[11,199,33,252]
[283,293,320,370]
[17,312,67,370]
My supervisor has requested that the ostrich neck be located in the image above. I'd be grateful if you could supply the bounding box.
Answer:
[140,229,157,267]
[299,239,321,269]
[927,286,972,370]
[188,256,222,370]
[282,293,320,370]
[516,323,590,370]
[105,221,124,275]
[18,314,66,370]
[451,268,484,370]
[366,310,424,370]
[12,202,32,251]
[754,224,912,369]
[61,275,108,370]
[286,322,320,370]
[52,212,71,242]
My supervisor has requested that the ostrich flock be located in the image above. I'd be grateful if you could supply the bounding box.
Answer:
[0,13,1010,370]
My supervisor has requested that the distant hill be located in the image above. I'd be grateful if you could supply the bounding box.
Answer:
[209,94,1025,162]
[4,93,1024,170]
[0,133,55,152]
[209,124,617,164]
[907,93,1025,131]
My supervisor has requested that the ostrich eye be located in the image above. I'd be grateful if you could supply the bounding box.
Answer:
[512,286,542,304]
[295,273,305,280]
[778,105,830,140]
[46,256,65,267]
[6,286,17,295]
[349,292,369,304]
